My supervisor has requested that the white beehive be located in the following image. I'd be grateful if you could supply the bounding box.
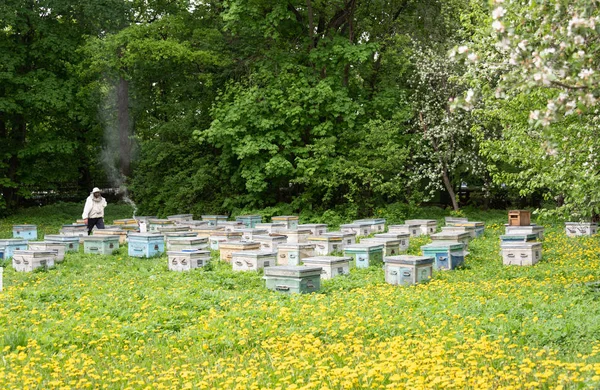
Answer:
[565,222,597,237]
[167,250,210,271]
[236,228,269,242]
[340,223,372,238]
[505,224,545,240]
[297,224,328,236]
[302,256,351,280]
[27,241,65,262]
[253,235,288,252]
[361,237,402,256]
[388,224,421,237]
[166,237,209,251]
[322,232,357,248]
[307,235,343,255]
[208,231,243,250]
[271,216,299,230]
[280,229,312,244]
[441,226,476,239]
[12,250,56,272]
[231,251,276,271]
[353,218,386,233]
[219,241,260,263]
[384,255,434,286]
[404,219,438,235]
[255,223,287,233]
[374,233,409,252]
[217,221,245,232]
[277,243,316,266]
[500,242,542,266]
[167,214,194,222]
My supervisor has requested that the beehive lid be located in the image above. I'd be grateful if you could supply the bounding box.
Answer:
[219,221,245,226]
[298,223,328,228]
[441,226,475,232]
[431,232,470,240]
[13,249,57,257]
[83,235,120,242]
[374,233,409,239]
[340,223,370,228]
[95,229,126,235]
[236,215,262,219]
[158,226,190,232]
[278,243,317,250]
[323,231,356,237]
[385,255,434,265]
[148,219,173,224]
[114,219,137,224]
[565,222,596,226]
[445,217,468,222]
[167,249,210,257]
[500,234,537,241]
[500,242,542,249]
[134,216,157,221]
[210,231,243,237]
[62,224,87,228]
[28,241,62,247]
[505,225,544,231]
[201,215,228,219]
[308,236,342,242]
[0,239,29,245]
[164,232,197,238]
[13,224,36,229]
[45,235,79,242]
[253,235,287,241]
[421,241,464,250]
[458,221,485,227]
[236,228,268,234]
[128,232,163,239]
[272,215,299,221]
[167,237,208,244]
[302,256,351,265]
[167,214,193,220]
[280,229,312,234]
[405,219,437,225]
[231,250,276,258]
[220,241,260,248]
[264,265,322,277]
[354,218,386,224]
[256,223,286,228]
[344,243,384,252]
[389,224,420,229]
[361,238,401,245]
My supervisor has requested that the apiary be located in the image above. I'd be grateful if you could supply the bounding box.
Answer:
[565,222,598,237]
[384,255,434,286]
[404,219,438,235]
[94,229,128,244]
[271,215,299,230]
[83,236,120,255]
[12,250,55,272]
[322,232,357,248]
[253,235,288,252]
[343,243,384,268]
[430,231,471,247]
[374,233,410,252]
[505,225,545,240]
[263,266,322,294]
[12,224,37,240]
[0,239,28,260]
[255,223,287,233]
[166,237,209,251]
[167,214,194,222]
[193,226,225,239]
[219,241,260,263]
[237,228,269,242]
[114,218,137,225]
[235,215,263,228]
[167,250,210,271]
[217,221,245,232]
[208,231,243,250]
[147,219,174,232]
[499,233,538,243]
[388,224,421,237]
[27,241,65,262]
[201,215,228,226]
[508,210,531,226]
[127,233,164,258]
[340,223,372,238]
[361,237,402,256]
[60,224,88,240]
[441,225,477,239]
[353,218,386,233]
[500,242,542,266]
[277,243,316,266]
[302,256,351,280]
[297,224,328,236]
[420,242,465,271]
[307,236,343,255]
[45,235,80,253]
[280,229,312,244]
[232,251,276,271]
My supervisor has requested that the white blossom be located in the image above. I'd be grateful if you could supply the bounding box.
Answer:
[458,46,469,54]
[492,7,506,19]
[492,20,505,32]
[578,68,594,79]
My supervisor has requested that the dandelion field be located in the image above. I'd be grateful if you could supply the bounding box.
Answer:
[1,205,600,389]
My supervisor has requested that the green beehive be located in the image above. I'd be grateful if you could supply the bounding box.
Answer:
[343,243,384,268]
[83,236,120,255]
[263,266,322,294]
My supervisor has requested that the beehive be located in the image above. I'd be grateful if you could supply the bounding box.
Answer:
[505,225,545,240]
[500,242,542,266]
[374,233,410,252]
[297,224,328,236]
[322,232,357,248]
[404,219,438,235]
[166,237,209,251]
[163,232,198,243]
[12,250,56,272]
[93,229,128,244]
[0,239,28,260]
[255,223,287,234]
[114,218,137,225]
[167,214,194,222]
[60,224,88,241]
[27,241,65,262]
[361,238,402,256]
[193,226,225,239]
[232,251,276,271]
[147,219,174,232]
[388,224,421,237]
[565,222,598,237]
[307,236,343,255]
[446,221,485,237]
[175,220,210,229]
[271,216,299,230]
[343,243,384,268]
[508,210,531,226]
[499,233,538,243]
[12,224,37,240]
[263,266,322,294]
[157,226,190,234]
[444,217,468,224]
[127,233,164,258]
[237,228,269,242]
[219,241,260,263]
[45,235,80,253]
[167,250,210,271]
[280,229,312,244]
[430,231,471,247]
[208,231,243,250]
[384,255,434,286]
[253,235,288,252]
[277,243,316,266]
[83,236,120,255]
[235,215,263,228]
[340,223,372,238]
[420,242,465,271]
[201,215,229,226]
[353,218,386,233]
[302,256,351,280]
[440,225,477,239]
[217,221,245,232]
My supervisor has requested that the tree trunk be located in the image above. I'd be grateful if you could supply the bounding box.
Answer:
[441,165,459,211]
[5,115,27,208]
[117,76,131,178]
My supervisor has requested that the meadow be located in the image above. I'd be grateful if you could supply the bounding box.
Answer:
[1,204,600,389]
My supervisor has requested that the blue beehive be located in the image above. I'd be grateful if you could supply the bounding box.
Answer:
[500,233,538,243]
[127,233,165,258]
[235,215,263,228]
[421,242,465,271]
[13,225,37,240]
[343,243,384,268]
[0,239,29,260]
[45,235,80,253]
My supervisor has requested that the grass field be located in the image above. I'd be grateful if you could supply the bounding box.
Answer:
[1,204,600,389]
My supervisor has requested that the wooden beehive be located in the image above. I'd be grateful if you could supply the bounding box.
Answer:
[508,210,530,226]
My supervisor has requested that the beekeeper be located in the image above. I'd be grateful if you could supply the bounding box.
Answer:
[82,187,107,235]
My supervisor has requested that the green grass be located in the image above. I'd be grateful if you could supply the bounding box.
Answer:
[0,204,600,389]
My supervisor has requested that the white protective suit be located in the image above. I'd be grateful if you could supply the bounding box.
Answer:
[82,193,107,219]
